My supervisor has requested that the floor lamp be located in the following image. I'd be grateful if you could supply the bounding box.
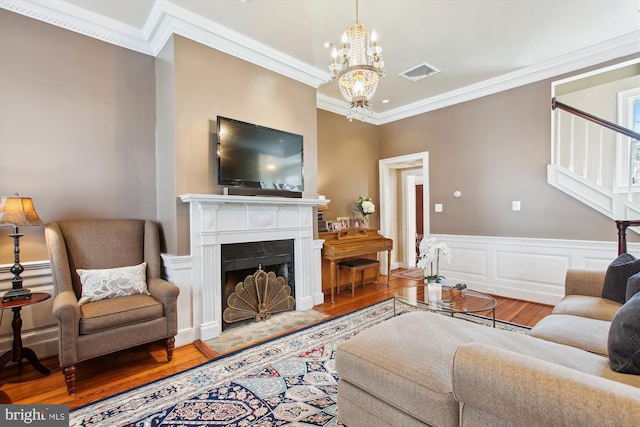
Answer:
[0,195,44,302]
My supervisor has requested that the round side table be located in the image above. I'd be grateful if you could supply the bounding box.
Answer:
[0,292,51,374]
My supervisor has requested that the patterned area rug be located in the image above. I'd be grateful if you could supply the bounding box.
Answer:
[205,309,329,353]
[392,268,424,280]
[70,299,529,426]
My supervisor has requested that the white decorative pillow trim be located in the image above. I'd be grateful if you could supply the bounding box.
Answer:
[77,262,149,305]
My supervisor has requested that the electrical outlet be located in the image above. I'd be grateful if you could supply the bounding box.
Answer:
[512,201,521,211]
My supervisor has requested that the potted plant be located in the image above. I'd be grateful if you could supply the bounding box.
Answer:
[417,237,451,283]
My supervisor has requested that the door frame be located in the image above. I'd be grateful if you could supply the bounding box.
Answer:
[379,152,429,274]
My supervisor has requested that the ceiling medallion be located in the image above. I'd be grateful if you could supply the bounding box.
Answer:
[328,0,384,122]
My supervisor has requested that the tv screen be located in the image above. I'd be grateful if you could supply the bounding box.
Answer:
[216,116,304,197]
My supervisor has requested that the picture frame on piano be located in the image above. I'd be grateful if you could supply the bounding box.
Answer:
[329,221,341,231]
[349,217,362,228]
[337,217,350,229]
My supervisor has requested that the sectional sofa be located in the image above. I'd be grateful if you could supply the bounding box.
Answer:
[335,269,640,426]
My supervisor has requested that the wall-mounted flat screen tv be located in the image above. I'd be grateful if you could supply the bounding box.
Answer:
[216,116,304,197]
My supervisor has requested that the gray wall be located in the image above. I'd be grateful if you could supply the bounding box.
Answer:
[159,35,319,255]
[316,109,380,227]
[0,10,319,262]
[0,10,157,263]
[376,70,628,241]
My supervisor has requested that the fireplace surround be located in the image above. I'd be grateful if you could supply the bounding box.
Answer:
[180,194,325,340]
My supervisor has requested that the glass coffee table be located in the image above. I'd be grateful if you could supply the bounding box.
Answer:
[394,285,497,327]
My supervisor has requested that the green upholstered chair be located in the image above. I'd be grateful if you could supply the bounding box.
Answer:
[45,219,179,395]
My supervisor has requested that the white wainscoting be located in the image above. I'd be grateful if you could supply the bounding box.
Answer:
[1,233,632,358]
[431,234,634,305]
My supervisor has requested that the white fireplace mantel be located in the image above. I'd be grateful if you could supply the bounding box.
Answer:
[180,194,327,340]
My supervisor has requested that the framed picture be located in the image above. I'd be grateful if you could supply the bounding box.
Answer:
[336,216,350,230]
[349,218,362,228]
[330,221,341,231]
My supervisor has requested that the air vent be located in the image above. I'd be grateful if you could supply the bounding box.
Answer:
[400,63,440,81]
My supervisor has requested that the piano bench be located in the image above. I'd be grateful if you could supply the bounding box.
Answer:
[337,259,380,298]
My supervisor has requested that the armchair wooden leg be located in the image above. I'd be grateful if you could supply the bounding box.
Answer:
[63,365,76,396]
[166,337,175,362]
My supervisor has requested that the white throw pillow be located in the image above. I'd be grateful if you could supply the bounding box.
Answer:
[77,262,149,305]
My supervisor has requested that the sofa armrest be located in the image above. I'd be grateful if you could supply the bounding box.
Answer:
[452,343,640,427]
[147,277,180,336]
[52,290,81,367]
[565,269,605,297]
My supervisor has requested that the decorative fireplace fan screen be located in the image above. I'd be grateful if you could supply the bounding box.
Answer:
[223,266,296,324]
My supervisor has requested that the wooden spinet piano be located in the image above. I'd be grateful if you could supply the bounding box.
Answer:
[320,228,393,303]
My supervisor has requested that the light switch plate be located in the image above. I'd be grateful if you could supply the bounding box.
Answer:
[435,203,443,212]
[512,201,521,211]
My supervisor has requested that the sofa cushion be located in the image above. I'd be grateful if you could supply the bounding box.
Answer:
[551,295,621,322]
[79,294,163,334]
[626,271,640,302]
[336,312,640,427]
[608,292,640,374]
[77,262,149,305]
[602,253,640,304]
[530,314,610,356]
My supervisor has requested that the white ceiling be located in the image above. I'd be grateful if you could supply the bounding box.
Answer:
[2,0,639,124]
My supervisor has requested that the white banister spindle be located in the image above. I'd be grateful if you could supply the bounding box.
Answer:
[583,121,589,179]
[596,127,603,186]
[569,115,575,172]
[555,110,562,165]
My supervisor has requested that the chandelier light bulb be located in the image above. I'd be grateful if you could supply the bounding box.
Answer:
[371,30,377,43]
[353,80,365,97]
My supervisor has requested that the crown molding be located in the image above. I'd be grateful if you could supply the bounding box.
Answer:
[0,0,327,88]
[317,31,640,125]
[2,0,638,124]
[0,0,155,55]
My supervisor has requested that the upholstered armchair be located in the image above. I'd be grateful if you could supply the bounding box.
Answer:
[45,219,179,395]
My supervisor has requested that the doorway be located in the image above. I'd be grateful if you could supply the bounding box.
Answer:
[379,152,429,273]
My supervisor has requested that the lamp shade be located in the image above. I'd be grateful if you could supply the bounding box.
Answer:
[318,195,330,211]
[0,196,44,227]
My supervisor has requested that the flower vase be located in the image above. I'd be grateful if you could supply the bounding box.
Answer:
[362,216,369,229]
[426,281,442,304]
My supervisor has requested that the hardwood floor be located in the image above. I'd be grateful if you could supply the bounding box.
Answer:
[0,270,552,409]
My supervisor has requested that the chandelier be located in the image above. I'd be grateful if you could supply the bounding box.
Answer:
[328,0,384,121]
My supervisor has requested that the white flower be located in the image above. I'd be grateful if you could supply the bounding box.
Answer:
[361,200,375,214]
[417,237,451,278]
[356,196,376,216]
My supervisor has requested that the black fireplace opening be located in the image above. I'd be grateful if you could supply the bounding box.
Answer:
[221,239,295,330]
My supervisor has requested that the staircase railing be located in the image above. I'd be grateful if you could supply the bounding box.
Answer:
[552,99,640,141]
[552,100,640,253]
[549,97,640,221]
